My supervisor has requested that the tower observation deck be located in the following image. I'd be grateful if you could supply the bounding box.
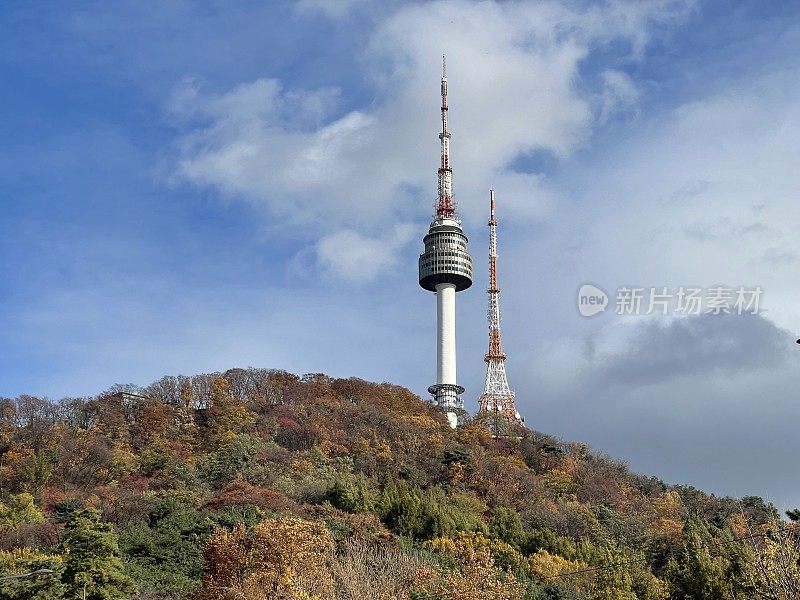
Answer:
[418,57,473,427]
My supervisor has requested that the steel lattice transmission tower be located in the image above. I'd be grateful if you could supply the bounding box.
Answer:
[419,57,473,428]
[478,190,523,434]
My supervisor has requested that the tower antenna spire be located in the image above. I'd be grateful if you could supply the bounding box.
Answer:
[437,54,455,218]
[478,190,524,435]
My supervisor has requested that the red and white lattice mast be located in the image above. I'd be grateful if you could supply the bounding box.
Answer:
[478,190,523,434]
[419,57,473,428]
[437,56,455,218]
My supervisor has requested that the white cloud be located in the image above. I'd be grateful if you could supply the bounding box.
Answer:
[314,223,415,282]
[598,69,640,123]
[170,78,374,227]
[552,68,800,332]
[170,0,694,280]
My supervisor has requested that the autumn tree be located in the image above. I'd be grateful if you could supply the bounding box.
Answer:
[202,377,256,449]
[0,548,62,599]
[748,525,800,599]
[192,517,334,600]
[0,368,789,600]
[427,539,526,600]
[0,493,45,532]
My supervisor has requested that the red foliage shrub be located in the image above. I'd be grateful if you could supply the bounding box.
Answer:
[0,523,60,550]
[206,481,294,513]
[40,487,68,513]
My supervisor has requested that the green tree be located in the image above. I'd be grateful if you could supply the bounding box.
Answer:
[378,481,486,540]
[59,508,136,600]
[52,498,82,524]
[665,519,731,600]
[590,545,637,600]
[120,497,213,599]
[489,506,527,551]
[324,473,377,514]
[197,434,264,489]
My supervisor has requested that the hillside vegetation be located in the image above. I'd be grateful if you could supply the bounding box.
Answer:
[0,368,797,599]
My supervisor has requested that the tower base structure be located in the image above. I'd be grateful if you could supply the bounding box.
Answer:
[428,383,467,428]
[477,392,524,437]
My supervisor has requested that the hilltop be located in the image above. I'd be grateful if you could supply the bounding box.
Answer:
[0,368,796,599]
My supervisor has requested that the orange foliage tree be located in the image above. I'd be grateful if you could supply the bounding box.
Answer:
[192,517,334,600]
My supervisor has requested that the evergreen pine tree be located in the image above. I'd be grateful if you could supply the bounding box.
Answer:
[58,508,136,600]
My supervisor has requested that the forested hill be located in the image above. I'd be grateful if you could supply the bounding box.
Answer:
[0,368,796,599]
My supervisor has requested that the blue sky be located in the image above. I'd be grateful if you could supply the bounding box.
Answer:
[3,0,800,510]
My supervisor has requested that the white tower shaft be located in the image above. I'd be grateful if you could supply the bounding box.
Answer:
[436,283,457,385]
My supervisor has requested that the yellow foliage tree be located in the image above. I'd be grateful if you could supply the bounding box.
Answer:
[0,493,45,532]
[192,517,335,600]
[651,490,684,538]
[0,547,63,599]
[109,440,139,478]
[205,377,256,449]
[543,468,576,496]
[528,548,588,579]
[436,544,526,600]
[424,531,524,572]
[750,526,800,600]
[418,532,526,600]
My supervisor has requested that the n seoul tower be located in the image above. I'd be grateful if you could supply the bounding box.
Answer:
[419,57,473,428]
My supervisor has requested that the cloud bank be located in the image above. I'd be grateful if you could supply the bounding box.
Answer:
[171,0,696,281]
